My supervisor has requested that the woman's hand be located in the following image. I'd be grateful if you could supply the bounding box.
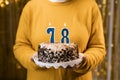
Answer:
[73,56,87,69]
[30,56,47,70]
[66,55,87,70]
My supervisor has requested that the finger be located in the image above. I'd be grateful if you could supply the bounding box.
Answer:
[74,64,80,69]
[30,56,35,63]
[67,65,73,69]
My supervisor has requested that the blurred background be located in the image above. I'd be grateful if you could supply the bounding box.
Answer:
[0,0,120,80]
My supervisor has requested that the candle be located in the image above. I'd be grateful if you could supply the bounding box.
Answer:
[61,23,70,43]
[47,23,55,43]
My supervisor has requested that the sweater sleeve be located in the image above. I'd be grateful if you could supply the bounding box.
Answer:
[74,2,106,74]
[13,2,39,70]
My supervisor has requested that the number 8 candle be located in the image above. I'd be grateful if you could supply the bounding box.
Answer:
[61,23,70,43]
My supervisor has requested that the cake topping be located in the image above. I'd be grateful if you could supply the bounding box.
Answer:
[40,42,76,51]
[38,42,79,63]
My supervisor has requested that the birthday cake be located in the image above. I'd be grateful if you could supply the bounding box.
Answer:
[38,42,79,63]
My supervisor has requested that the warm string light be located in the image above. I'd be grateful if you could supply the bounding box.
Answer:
[0,0,9,8]
[15,0,19,3]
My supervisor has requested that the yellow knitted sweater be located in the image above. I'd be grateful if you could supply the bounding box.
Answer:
[13,0,106,80]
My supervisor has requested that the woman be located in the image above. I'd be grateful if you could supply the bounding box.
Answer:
[13,0,106,80]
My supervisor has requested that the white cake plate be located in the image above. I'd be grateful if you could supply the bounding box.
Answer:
[32,53,84,69]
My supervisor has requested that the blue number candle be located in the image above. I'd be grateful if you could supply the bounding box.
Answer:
[61,23,70,43]
[47,23,55,43]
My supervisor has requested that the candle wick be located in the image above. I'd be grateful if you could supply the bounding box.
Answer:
[49,22,51,26]
[64,23,67,27]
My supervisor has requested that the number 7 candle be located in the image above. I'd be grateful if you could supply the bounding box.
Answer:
[47,23,55,43]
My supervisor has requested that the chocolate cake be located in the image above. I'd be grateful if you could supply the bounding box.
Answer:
[38,42,79,63]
